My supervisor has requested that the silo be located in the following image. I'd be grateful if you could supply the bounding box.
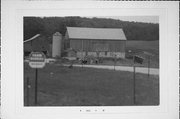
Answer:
[52,32,62,57]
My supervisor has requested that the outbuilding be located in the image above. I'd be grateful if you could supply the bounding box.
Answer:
[64,27,127,59]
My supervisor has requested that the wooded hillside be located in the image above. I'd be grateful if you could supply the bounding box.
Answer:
[24,17,159,41]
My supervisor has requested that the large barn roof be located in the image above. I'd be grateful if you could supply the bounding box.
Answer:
[66,27,127,40]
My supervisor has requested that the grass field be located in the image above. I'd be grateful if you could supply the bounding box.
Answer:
[24,62,159,106]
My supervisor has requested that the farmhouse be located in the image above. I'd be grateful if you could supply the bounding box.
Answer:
[64,27,127,58]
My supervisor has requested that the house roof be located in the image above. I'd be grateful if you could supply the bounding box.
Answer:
[24,34,41,43]
[66,27,127,40]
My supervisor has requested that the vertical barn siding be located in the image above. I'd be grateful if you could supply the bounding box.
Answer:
[70,39,125,52]
[70,40,82,51]
[89,40,93,51]
[83,40,90,51]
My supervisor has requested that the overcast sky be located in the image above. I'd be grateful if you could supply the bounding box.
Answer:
[87,16,159,24]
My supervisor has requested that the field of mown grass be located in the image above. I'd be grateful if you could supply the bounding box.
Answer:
[24,62,159,106]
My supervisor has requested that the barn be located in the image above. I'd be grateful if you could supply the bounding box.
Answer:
[64,27,127,59]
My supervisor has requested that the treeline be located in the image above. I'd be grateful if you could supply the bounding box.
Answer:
[24,17,159,41]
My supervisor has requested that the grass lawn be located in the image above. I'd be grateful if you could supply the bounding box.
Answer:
[24,62,159,106]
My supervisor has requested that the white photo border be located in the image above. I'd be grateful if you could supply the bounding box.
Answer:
[1,1,179,119]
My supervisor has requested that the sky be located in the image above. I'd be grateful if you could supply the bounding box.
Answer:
[87,16,159,24]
